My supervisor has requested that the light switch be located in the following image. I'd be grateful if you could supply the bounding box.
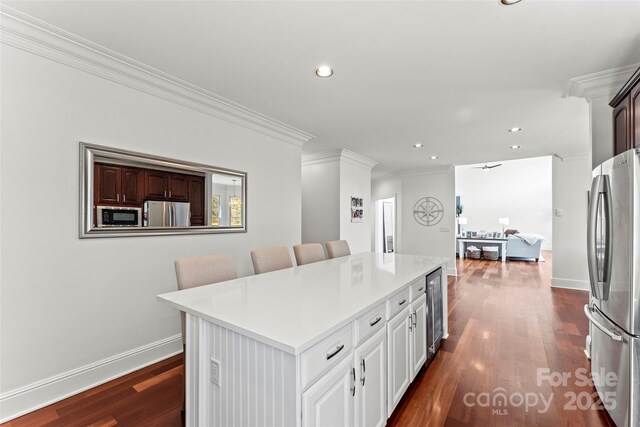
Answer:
[555,208,564,217]
[210,358,220,386]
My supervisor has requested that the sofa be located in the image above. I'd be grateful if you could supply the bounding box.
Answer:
[505,236,543,261]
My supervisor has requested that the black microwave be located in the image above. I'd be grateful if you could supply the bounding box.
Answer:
[96,206,142,227]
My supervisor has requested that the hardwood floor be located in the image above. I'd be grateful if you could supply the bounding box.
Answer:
[3,252,616,426]
[389,252,615,427]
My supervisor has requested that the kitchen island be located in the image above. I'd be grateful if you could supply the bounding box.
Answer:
[158,252,448,427]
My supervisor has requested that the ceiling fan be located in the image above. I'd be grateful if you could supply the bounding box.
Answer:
[473,163,502,170]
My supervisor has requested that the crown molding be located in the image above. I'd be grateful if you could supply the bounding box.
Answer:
[0,5,313,147]
[562,63,640,102]
[302,149,377,170]
[340,149,377,170]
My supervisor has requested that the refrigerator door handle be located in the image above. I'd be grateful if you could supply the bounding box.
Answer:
[587,175,602,298]
[587,175,613,300]
[584,305,622,342]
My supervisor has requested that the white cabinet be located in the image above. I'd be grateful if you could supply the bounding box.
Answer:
[387,306,411,416]
[354,328,386,427]
[410,293,427,380]
[302,355,355,427]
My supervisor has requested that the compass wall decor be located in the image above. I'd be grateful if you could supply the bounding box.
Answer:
[413,197,444,226]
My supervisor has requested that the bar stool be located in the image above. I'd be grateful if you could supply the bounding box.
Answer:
[325,240,351,259]
[250,246,293,274]
[293,243,326,266]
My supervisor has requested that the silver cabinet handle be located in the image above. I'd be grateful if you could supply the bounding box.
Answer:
[584,305,622,342]
[408,314,413,331]
[418,286,424,292]
[116,194,119,202]
[398,298,407,306]
[369,316,382,327]
[123,194,126,202]
[325,344,345,360]
[412,311,417,328]
[164,190,167,198]
[361,359,366,386]
[169,190,172,198]
[351,367,356,397]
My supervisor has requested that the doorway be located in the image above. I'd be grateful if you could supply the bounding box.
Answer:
[375,196,396,253]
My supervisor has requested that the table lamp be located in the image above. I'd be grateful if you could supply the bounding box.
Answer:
[458,217,467,235]
[498,217,509,234]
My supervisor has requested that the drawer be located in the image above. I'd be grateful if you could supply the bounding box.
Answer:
[300,323,353,390]
[387,286,411,319]
[354,301,386,346]
[410,277,426,302]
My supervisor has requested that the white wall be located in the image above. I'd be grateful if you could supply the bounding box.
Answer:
[590,95,614,169]
[339,158,373,254]
[400,169,457,276]
[0,45,302,418]
[301,160,340,245]
[301,150,374,255]
[551,154,592,290]
[372,170,456,276]
[455,156,553,250]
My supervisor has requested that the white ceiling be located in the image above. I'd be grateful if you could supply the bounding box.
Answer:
[7,1,640,177]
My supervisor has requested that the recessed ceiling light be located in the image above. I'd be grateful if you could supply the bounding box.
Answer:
[500,0,522,4]
[429,156,438,160]
[315,65,333,78]
[510,145,521,149]
[508,127,523,133]
[413,143,423,148]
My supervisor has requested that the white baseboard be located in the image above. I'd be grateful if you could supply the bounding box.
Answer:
[550,277,590,291]
[0,334,182,423]
[447,267,457,277]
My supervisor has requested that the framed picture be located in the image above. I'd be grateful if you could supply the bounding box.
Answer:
[494,232,503,239]
[461,231,467,238]
[351,196,363,222]
[469,231,477,238]
[486,232,494,239]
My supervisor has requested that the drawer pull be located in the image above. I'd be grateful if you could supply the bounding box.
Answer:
[369,316,382,327]
[418,286,424,292]
[398,298,407,306]
[325,344,345,360]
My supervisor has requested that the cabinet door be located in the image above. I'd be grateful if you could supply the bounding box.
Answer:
[96,164,120,204]
[613,95,631,155]
[410,294,427,380]
[302,355,354,427]
[354,328,386,427]
[121,168,143,206]
[168,174,189,201]
[387,306,410,416]
[632,84,640,149]
[188,176,205,226]
[145,171,167,199]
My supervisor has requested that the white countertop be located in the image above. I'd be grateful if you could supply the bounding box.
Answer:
[157,252,447,355]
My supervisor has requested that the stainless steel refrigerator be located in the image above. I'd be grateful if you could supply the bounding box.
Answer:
[143,200,191,227]
[586,148,640,426]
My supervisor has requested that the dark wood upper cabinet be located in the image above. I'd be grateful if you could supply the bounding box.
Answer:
[144,170,168,199]
[611,67,640,156]
[188,176,205,226]
[613,95,631,155]
[632,83,640,149]
[144,170,190,201]
[168,174,189,201]
[95,164,142,206]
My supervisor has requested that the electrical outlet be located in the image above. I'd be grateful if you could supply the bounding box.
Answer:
[210,358,220,386]
[555,208,564,217]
